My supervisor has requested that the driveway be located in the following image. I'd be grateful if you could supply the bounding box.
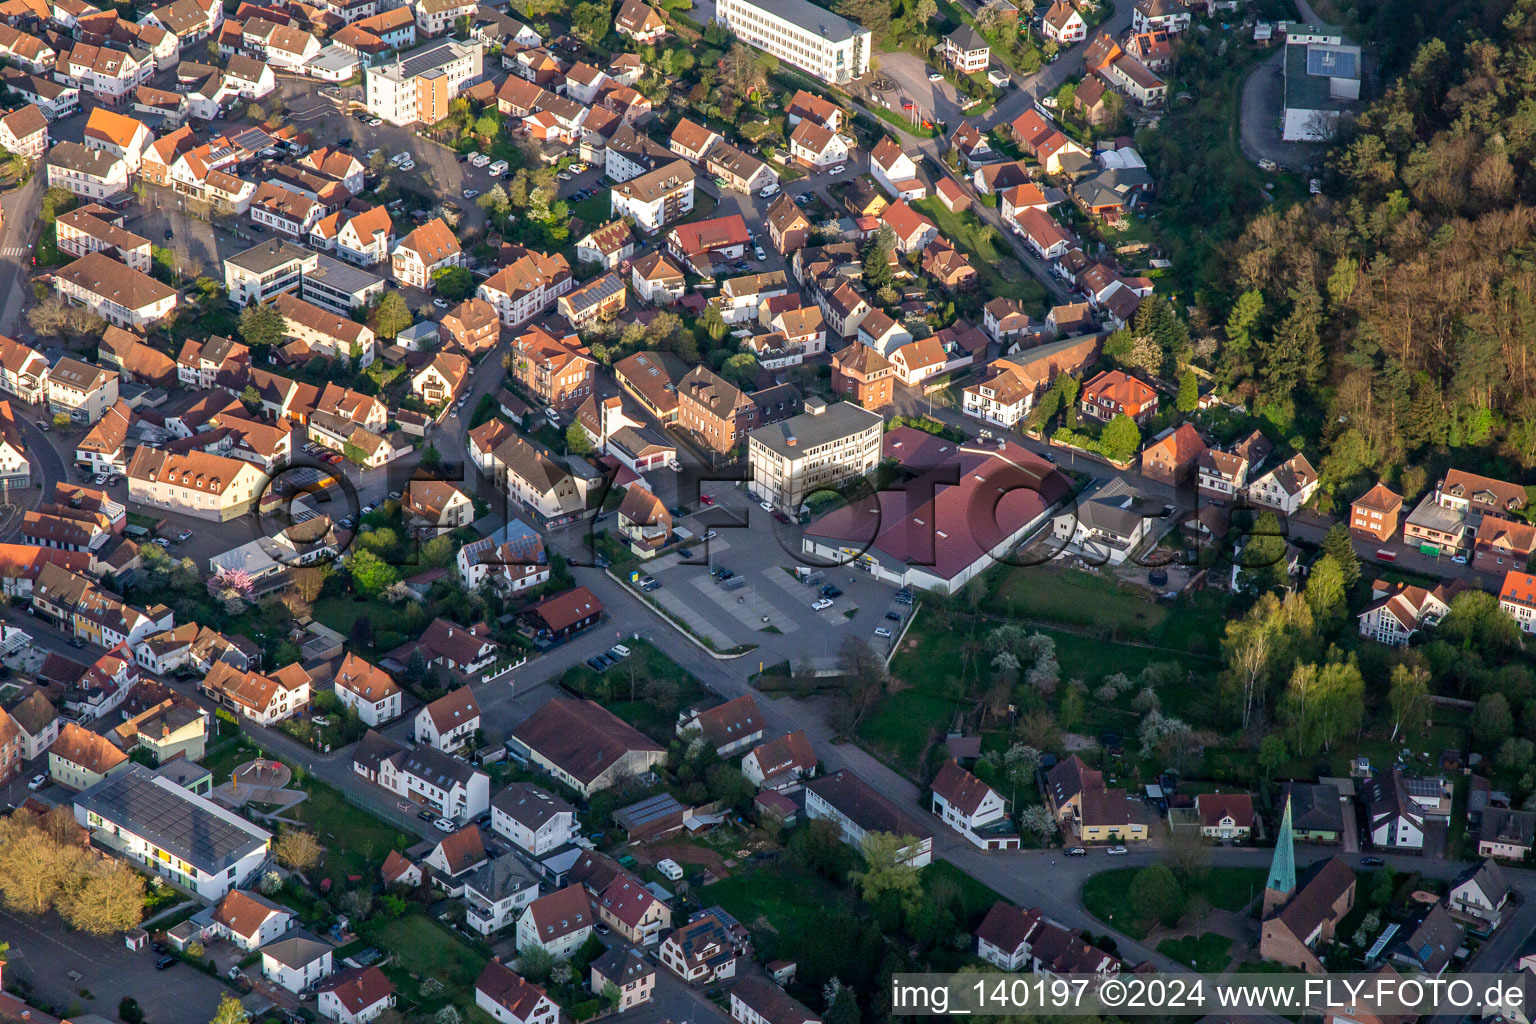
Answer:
[1237,47,1325,172]
[0,907,233,1024]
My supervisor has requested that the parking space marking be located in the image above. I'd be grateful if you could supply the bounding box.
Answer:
[698,571,800,635]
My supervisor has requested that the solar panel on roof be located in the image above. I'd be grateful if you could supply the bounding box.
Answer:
[1307,44,1357,79]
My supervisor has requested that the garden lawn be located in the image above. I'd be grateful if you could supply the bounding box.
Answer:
[705,868,848,954]
[913,197,1047,307]
[1080,868,1151,940]
[283,778,412,884]
[313,596,397,642]
[1201,867,1267,913]
[1157,932,1232,972]
[363,914,488,1011]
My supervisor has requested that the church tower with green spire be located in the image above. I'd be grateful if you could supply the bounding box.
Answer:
[1263,794,1297,918]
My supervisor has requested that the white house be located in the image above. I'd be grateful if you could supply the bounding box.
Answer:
[463,856,541,936]
[515,884,593,958]
[490,782,578,855]
[804,770,933,867]
[213,890,294,950]
[332,652,403,727]
[316,966,395,1024]
[414,687,480,751]
[1363,771,1425,850]
[261,933,334,994]
[869,137,925,200]
[929,759,1018,850]
[1246,452,1320,514]
[1446,859,1509,928]
[475,961,559,1024]
[974,902,1043,970]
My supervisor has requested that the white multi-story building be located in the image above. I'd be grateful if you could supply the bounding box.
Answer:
[73,764,272,900]
[223,238,316,306]
[53,253,177,330]
[490,782,578,855]
[46,142,129,200]
[332,652,402,726]
[714,0,870,84]
[364,38,482,126]
[746,398,882,513]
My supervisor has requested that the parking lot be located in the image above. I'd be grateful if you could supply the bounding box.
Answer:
[0,906,233,1024]
[631,493,910,665]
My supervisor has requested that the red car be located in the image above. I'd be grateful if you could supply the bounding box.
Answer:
[699,495,715,506]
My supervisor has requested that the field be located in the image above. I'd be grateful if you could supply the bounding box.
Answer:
[1081,868,1153,939]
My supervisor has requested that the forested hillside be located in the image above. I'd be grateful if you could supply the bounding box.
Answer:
[1205,0,1536,506]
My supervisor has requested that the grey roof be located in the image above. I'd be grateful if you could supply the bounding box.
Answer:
[227,238,312,275]
[590,947,654,987]
[48,141,120,177]
[260,930,332,969]
[946,23,988,52]
[1306,42,1359,79]
[308,253,384,297]
[75,764,271,875]
[1076,167,1154,209]
[376,39,478,83]
[1404,491,1466,535]
[153,759,213,790]
[1454,858,1509,902]
[613,792,685,831]
[400,744,480,789]
[491,781,575,829]
[727,0,868,43]
[463,852,538,901]
[1281,781,1344,832]
[1077,497,1146,540]
[747,400,882,461]
[1390,903,1461,973]
[1285,42,1352,113]
[1482,807,1536,849]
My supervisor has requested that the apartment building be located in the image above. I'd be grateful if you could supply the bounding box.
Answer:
[364,38,483,126]
[125,447,267,522]
[477,249,573,327]
[747,398,882,513]
[509,326,594,411]
[609,159,694,234]
[55,206,151,271]
[391,217,461,289]
[54,252,177,329]
[0,104,48,160]
[677,366,756,455]
[46,141,128,200]
[47,356,119,424]
[713,0,870,84]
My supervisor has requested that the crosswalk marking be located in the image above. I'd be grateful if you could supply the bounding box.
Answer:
[0,247,24,257]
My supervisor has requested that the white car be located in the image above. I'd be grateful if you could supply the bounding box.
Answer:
[759,182,779,197]
[27,774,45,790]
[928,71,943,81]
[433,818,455,833]
[812,598,833,611]
[398,160,415,171]
[463,189,479,198]
[754,246,766,261]
[828,165,846,176]
[367,118,382,126]
[874,627,893,638]
[433,298,449,308]
[760,501,773,511]
[1106,846,1129,855]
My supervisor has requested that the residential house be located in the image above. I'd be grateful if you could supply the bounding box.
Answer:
[1447,859,1509,927]
[212,890,294,951]
[0,104,48,159]
[1479,808,1536,862]
[1041,0,1085,41]
[766,193,812,255]
[659,909,747,984]
[1350,482,1403,544]
[557,271,626,329]
[1357,579,1458,647]
[975,902,1044,971]
[590,948,655,1012]
[788,118,847,169]
[463,855,540,935]
[332,652,402,727]
[410,350,469,407]
[630,251,686,305]
[1247,452,1320,515]
[740,730,815,791]
[316,967,395,1024]
[439,297,500,354]
[614,0,664,42]
[509,326,594,410]
[575,220,637,269]
[1079,369,1156,426]
[261,933,333,994]
[392,217,461,289]
[47,142,130,199]
[49,719,129,789]
[475,961,559,1024]
[830,343,895,411]
[1141,423,1206,486]
[54,252,177,330]
[125,447,267,522]
[490,781,577,855]
[515,884,593,957]
[676,695,762,759]
[804,769,933,866]
[523,586,603,643]
[869,137,925,200]
[201,661,312,726]
[930,758,1017,850]
[510,698,665,798]
[414,686,480,751]
[677,365,757,454]
[1195,792,1255,839]
[941,23,989,73]
[476,248,573,328]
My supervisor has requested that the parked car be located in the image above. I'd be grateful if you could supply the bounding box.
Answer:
[27,774,45,790]
[1361,856,1384,867]
[1106,846,1128,855]
[641,579,661,592]
[175,529,193,543]
[928,71,943,81]
[884,611,901,621]
[417,809,434,821]
[874,627,893,638]
[759,500,773,512]
[432,818,455,833]
[1065,847,1087,857]
[828,165,846,175]
[678,548,694,559]
[156,957,178,971]
[699,494,715,505]
[812,598,833,610]
[609,644,631,659]
[586,656,606,671]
